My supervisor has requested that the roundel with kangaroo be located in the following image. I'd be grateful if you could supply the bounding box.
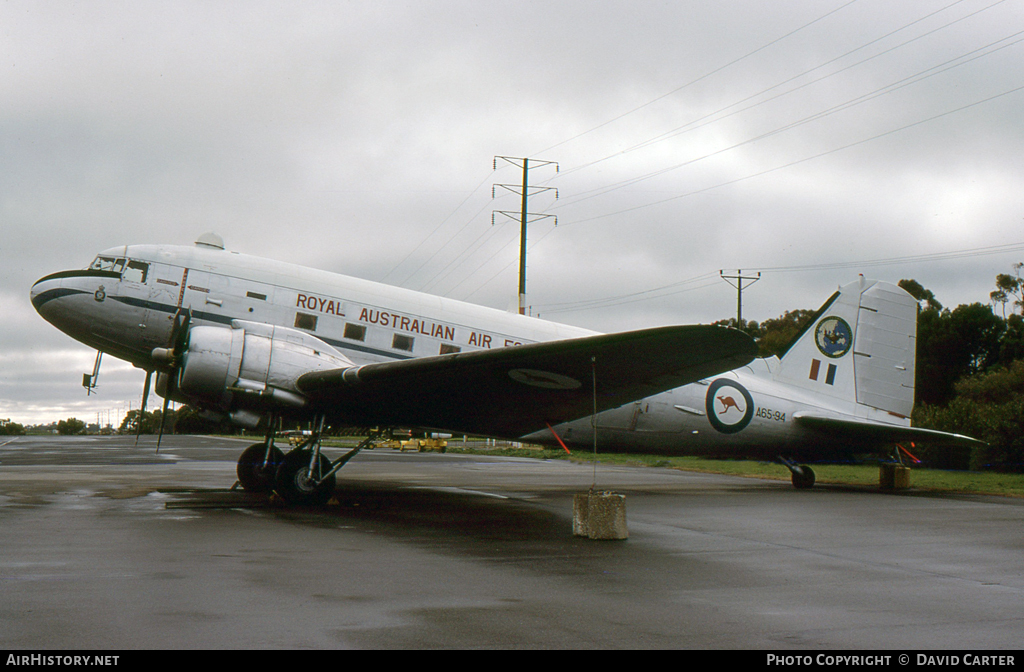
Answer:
[705,378,754,434]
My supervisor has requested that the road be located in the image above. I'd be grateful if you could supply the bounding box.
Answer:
[0,435,1021,649]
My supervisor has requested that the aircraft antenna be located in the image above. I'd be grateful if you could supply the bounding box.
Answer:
[493,156,558,314]
[719,269,761,327]
[83,350,102,395]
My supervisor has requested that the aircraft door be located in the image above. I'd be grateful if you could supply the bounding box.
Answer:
[177,268,215,322]
[595,401,642,430]
[596,394,688,433]
[633,396,688,433]
[137,264,192,349]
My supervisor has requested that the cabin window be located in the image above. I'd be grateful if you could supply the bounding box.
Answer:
[344,323,367,342]
[439,344,461,355]
[392,334,414,352]
[123,260,149,284]
[294,312,318,331]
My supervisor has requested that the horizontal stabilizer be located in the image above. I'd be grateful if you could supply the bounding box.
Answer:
[297,325,757,437]
[793,412,986,447]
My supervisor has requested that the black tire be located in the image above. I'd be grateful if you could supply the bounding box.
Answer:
[236,443,285,493]
[792,465,816,490]
[274,449,336,505]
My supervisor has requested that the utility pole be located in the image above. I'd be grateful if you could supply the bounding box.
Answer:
[493,156,558,314]
[719,269,761,327]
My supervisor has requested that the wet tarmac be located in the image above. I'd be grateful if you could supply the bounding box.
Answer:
[0,435,1022,649]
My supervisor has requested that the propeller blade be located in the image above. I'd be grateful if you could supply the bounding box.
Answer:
[153,307,192,454]
[173,308,192,355]
[155,306,190,453]
[169,309,182,345]
[135,370,152,447]
[156,395,170,452]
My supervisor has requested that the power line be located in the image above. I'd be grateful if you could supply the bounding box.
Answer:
[537,241,1024,316]
[552,0,983,184]
[379,171,497,286]
[458,223,562,303]
[414,200,507,293]
[531,0,863,157]
[561,81,1024,227]
[555,10,1022,212]
[757,241,1024,274]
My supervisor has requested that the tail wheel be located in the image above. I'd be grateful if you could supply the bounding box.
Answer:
[275,449,336,505]
[237,443,285,493]
[792,465,816,490]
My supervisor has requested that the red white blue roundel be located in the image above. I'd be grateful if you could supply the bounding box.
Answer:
[705,379,754,434]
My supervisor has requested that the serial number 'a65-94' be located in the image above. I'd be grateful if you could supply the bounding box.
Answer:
[756,407,786,422]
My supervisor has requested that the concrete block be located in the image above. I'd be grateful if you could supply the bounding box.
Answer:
[880,463,911,490]
[573,491,628,540]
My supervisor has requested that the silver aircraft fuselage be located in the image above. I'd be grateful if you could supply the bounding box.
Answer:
[32,238,930,462]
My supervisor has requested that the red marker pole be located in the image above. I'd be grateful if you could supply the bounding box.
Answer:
[545,422,572,455]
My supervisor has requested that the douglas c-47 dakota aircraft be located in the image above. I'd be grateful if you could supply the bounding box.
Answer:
[31,233,980,503]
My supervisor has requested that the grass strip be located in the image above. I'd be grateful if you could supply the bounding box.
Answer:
[443,445,1024,498]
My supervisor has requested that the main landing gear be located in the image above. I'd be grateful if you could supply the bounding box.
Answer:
[236,441,284,493]
[234,414,386,505]
[779,457,816,490]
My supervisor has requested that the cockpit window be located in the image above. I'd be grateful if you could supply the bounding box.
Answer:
[123,260,149,284]
[88,256,148,283]
[89,256,126,274]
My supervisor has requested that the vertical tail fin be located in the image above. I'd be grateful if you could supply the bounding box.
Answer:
[775,277,917,418]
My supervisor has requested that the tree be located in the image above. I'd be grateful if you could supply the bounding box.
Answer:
[915,360,1024,471]
[56,418,86,435]
[899,278,943,311]
[754,309,817,358]
[999,313,1024,364]
[173,406,229,434]
[990,262,1024,317]
[118,409,164,435]
[915,302,1005,406]
[713,309,816,358]
[0,421,25,436]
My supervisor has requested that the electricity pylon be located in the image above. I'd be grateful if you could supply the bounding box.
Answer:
[493,156,558,315]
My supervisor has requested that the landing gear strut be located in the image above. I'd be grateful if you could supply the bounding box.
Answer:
[779,457,816,489]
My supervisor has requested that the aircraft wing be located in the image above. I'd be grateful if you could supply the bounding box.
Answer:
[297,325,757,438]
[793,412,986,447]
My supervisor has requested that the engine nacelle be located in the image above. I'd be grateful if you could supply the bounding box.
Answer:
[173,320,354,420]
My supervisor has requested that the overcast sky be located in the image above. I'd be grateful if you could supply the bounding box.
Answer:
[3,0,1023,426]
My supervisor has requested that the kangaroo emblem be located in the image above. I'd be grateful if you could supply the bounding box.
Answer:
[717,395,743,415]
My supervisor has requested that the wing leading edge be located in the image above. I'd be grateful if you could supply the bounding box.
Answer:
[297,324,758,438]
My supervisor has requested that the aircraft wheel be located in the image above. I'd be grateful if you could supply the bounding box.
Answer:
[792,465,816,490]
[237,443,285,493]
[275,450,336,505]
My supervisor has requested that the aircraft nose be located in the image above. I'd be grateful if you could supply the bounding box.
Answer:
[30,274,62,316]
[30,271,91,327]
